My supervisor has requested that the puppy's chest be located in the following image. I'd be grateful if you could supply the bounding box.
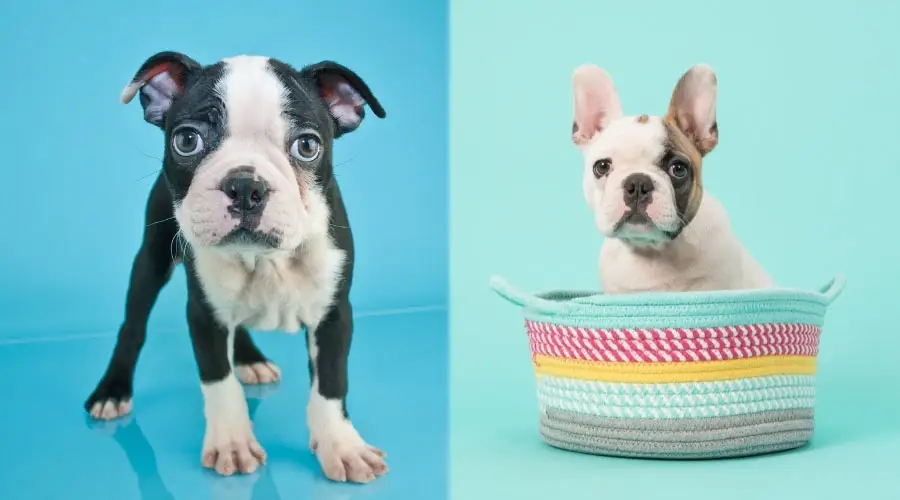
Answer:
[599,237,770,293]
[194,245,346,333]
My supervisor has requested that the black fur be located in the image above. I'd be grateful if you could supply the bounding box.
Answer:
[85,52,384,427]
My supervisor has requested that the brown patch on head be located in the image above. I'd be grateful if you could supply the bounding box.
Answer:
[661,118,705,227]
[663,117,703,169]
[636,114,649,124]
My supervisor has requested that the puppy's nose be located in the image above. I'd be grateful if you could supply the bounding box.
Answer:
[220,171,270,213]
[622,173,654,206]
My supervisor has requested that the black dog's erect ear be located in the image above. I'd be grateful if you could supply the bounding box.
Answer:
[299,61,386,137]
[120,51,201,128]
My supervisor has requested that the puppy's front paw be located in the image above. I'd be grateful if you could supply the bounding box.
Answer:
[310,423,388,483]
[236,361,281,385]
[85,373,134,420]
[201,414,267,476]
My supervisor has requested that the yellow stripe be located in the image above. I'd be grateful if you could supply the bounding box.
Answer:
[532,355,816,383]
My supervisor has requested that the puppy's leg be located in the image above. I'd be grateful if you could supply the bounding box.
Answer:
[85,176,177,420]
[187,293,266,476]
[308,300,387,483]
[234,326,281,385]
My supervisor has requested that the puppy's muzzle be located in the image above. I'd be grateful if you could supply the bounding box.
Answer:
[220,168,270,218]
[622,173,654,209]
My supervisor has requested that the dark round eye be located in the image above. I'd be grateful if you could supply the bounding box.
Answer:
[593,158,612,178]
[668,160,689,179]
[290,133,321,162]
[172,127,204,156]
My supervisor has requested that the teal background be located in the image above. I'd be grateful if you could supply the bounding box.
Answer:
[450,0,899,498]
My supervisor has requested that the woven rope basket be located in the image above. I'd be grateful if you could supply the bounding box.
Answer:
[490,274,845,459]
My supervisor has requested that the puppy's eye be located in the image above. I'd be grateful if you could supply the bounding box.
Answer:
[172,127,204,157]
[290,134,321,162]
[668,160,689,179]
[593,158,612,178]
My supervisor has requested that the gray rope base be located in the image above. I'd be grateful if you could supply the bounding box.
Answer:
[539,408,814,459]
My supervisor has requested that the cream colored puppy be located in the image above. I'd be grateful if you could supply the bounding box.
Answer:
[571,63,773,294]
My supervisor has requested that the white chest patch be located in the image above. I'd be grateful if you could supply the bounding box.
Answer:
[191,237,346,333]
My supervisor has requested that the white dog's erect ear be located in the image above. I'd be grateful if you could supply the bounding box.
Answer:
[571,65,622,147]
[299,61,386,138]
[120,51,201,129]
[667,64,719,156]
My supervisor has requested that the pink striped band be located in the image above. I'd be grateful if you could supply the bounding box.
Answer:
[525,320,820,363]
[525,320,821,341]
[527,331,818,352]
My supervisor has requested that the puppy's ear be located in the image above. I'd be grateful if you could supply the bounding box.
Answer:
[120,51,201,129]
[571,65,622,147]
[667,64,719,156]
[299,61,386,138]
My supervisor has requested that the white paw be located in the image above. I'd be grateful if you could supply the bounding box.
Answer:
[201,413,267,476]
[201,376,266,476]
[236,361,281,385]
[89,399,133,420]
[310,421,388,483]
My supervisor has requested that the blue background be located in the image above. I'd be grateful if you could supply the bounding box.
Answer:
[0,1,448,499]
[0,0,447,339]
[450,0,900,498]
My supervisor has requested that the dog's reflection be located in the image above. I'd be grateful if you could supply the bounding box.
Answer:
[87,383,377,500]
[86,384,286,500]
[87,413,177,500]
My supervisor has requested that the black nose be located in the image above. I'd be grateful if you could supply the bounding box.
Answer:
[622,173,654,206]
[220,171,270,212]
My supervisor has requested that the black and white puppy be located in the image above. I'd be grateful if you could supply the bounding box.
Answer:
[84,52,387,483]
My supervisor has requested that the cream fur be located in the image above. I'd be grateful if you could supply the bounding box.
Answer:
[599,193,773,293]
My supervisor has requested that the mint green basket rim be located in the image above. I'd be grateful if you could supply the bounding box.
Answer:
[489,274,845,315]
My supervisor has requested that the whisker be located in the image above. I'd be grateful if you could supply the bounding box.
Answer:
[333,157,355,169]
[168,230,189,264]
[147,216,175,227]
[134,147,162,162]
[129,144,163,182]
[135,168,161,183]
[179,233,188,258]
[169,232,179,264]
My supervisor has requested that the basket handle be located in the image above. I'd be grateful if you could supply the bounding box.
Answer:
[489,275,567,311]
[820,273,846,305]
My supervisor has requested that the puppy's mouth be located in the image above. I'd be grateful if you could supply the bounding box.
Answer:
[218,226,283,250]
[612,210,677,247]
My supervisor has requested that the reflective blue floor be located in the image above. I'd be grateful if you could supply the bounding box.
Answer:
[0,310,447,500]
